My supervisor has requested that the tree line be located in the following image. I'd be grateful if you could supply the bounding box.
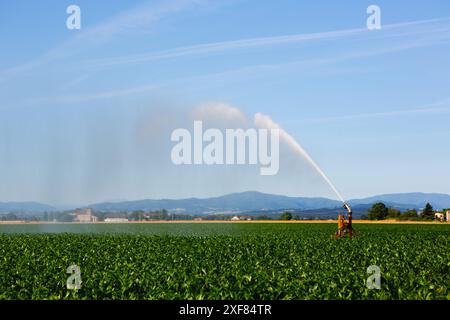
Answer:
[363,202,437,221]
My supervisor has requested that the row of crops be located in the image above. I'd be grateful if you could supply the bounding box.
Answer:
[0,223,449,299]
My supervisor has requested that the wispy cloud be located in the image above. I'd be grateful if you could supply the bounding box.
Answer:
[15,14,450,106]
[158,35,450,90]
[305,99,450,123]
[26,32,450,106]
[82,17,450,69]
[8,15,447,81]
[29,83,161,105]
[0,0,211,81]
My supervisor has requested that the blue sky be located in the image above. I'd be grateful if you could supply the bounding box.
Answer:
[0,0,450,206]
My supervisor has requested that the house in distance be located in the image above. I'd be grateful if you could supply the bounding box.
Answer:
[73,208,98,223]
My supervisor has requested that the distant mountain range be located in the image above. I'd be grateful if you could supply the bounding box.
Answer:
[0,202,56,213]
[349,192,450,208]
[89,191,342,214]
[1,191,450,215]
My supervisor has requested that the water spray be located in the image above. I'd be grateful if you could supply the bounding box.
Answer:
[254,113,345,201]
[254,113,353,238]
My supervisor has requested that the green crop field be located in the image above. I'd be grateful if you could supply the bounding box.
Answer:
[0,223,449,300]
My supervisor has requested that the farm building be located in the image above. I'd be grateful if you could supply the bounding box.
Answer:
[230,216,252,221]
[434,210,450,222]
[73,208,98,223]
[104,218,129,223]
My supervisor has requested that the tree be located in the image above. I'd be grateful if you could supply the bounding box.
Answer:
[59,213,74,222]
[255,215,273,220]
[279,212,293,221]
[129,210,145,221]
[387,208,401,219]
[400,209,418,220]
[367,202,389,220]
[421,203,434,220]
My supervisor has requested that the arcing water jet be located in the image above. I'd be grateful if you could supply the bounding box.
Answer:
[254,112,353,238]
[254,113,345,202]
